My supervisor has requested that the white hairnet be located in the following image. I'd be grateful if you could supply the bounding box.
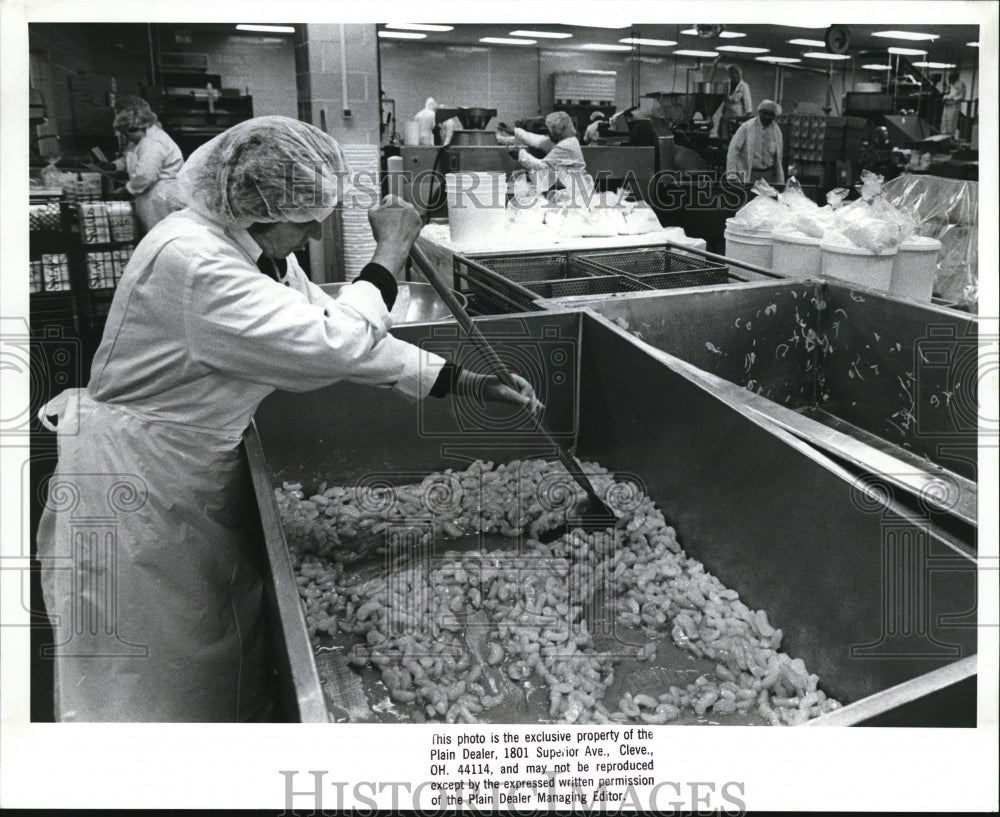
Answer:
[545,111,576,141]
[176,116,351,228]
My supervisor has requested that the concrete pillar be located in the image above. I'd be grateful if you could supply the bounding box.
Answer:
[295,23,380,282]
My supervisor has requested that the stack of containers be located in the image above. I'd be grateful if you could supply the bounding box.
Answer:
[339,144,381,279]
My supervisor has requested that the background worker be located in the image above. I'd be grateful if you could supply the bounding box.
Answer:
[940,70,966,140]
[496,110,591,195]
[726,99,785,185]
[106,106,184,233]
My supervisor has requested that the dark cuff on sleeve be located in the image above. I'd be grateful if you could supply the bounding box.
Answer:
[354,262,398,310]
[429,362,462,399]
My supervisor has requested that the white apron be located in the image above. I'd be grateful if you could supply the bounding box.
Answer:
[36,219,274,722]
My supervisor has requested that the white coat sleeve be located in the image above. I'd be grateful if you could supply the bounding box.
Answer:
[179,244,446,398]
[126,137,168,195]
[514,128,555,151]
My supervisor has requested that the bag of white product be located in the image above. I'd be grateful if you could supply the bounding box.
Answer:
[731,178,786,232]
[620,201,661,234]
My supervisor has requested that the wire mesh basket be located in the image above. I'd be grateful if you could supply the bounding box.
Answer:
[455,251,651,314]
[576,248,730,290]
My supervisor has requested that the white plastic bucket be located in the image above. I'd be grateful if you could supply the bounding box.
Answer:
[820,240,897,292]
[724,219,773,271]
[402,121,420,146]
[446,172,508,246]
[771,231,822,279]
[890,237,942,302]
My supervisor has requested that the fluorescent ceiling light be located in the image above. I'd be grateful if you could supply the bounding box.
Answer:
[379,31,427,39]
[480,37,537,45]
[757,56,802,64]
[576,69,618,75]
[575,23,632,29]
[862,64,892,70]
[619,37,677,47]
[719,31,747,38]
[871,30,939,41]
[914,61,956,69]
[384,24,454,32]
[887,46,928,55]
[235,24,294,33]
[803,51,852,60]
[579,43,632,51]
[717,45,770,54]
[510,29,572,38]
[673,49,720,58]
[679,28,699,35]
[967,42,979,47]
[787,38,826,47]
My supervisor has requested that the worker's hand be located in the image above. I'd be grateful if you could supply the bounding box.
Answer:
[517,149,531,165]
[496,122,513,134]
[368,194,423,275]
[455,369,544,415]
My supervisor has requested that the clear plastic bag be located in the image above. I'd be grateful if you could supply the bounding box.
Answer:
[882,173,979,309]
[732,178,785,232]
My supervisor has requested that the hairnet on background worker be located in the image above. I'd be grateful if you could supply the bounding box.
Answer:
[108,105,184,233]
[36,115,539,722]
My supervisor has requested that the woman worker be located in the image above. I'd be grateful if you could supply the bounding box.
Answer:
[497,111,591,195]
[107,105,184,233]
[36,116,540,722]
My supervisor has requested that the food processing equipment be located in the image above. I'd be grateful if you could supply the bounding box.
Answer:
[245,307,977,724]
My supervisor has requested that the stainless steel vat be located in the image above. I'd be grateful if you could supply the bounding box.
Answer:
[246,310,977,724]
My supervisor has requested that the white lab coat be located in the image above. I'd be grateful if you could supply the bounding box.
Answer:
[114,125,184,233]
[36,207,446,721]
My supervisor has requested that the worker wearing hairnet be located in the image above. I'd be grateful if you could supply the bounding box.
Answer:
[107,106,184,233]
[726,100,785,185]
[36,116,540,722]
[496,111,592,196]
[583,111,605,145]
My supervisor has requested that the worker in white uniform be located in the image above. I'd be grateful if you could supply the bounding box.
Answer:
[496,111,592,196]
[726,99,785,185]
[583,111,605,144]
[940,70,966,139]
[717,64,753,140]
[36,115,540,722]
[415,97,438,146]
[108,106,184,234]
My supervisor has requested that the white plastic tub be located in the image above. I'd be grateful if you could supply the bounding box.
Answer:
[446,172,508,246]
[890,236,942,302]
[771,231,822,279]
[820,240,896,292]
[724,219,773,271]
